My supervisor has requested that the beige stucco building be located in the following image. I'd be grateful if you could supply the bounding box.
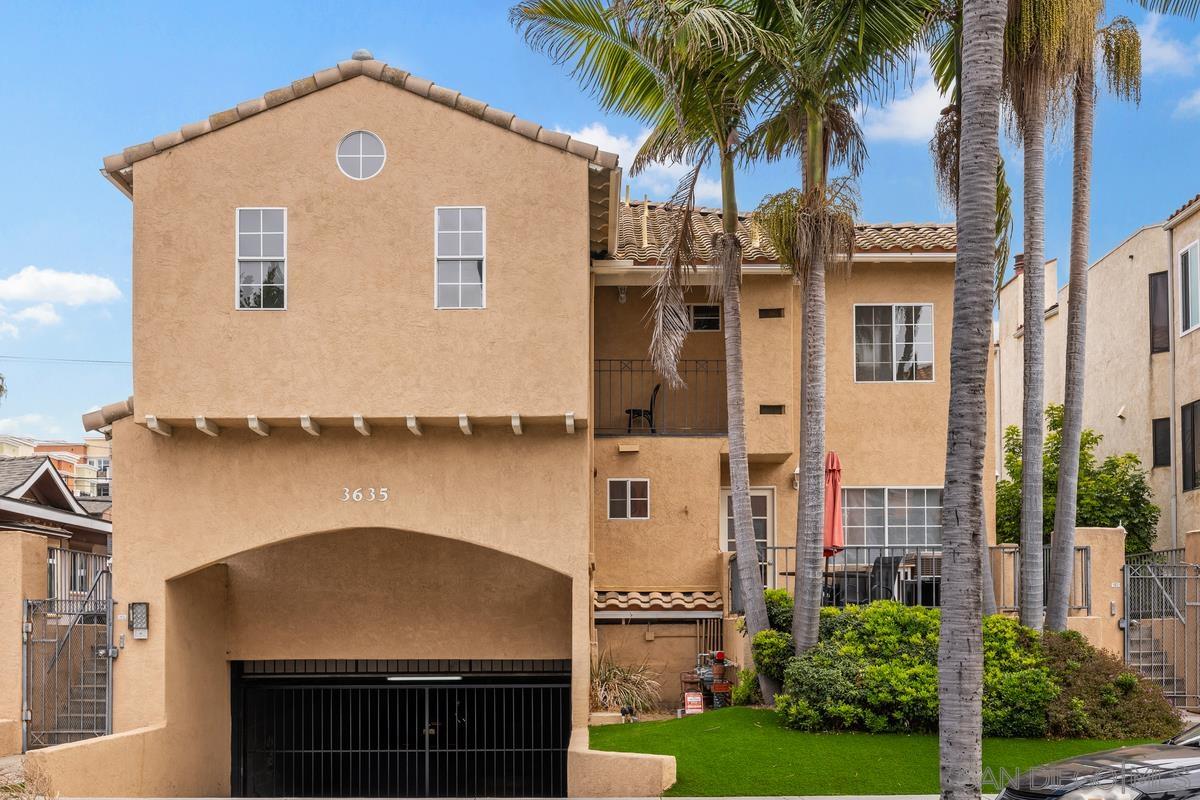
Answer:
[996,197,1200,549]
[15,52,998,797]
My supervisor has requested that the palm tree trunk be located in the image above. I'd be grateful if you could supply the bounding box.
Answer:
[792,114,828,655]
[717,152,776,701]
[939,0,1004,797]
[1019,91,1047,632]
[1046,61,1094,632]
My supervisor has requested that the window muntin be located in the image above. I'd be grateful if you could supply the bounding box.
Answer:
[608,478,649,520]
[1182,242,1200,335]
[1184,400,1199,492]
[1150,271,1171,354]
[236,208,286,310]
[854,304,934,382]
[435,207,485,309]
[689,304,721,331]
[1153,417,1172,468]
[842,487,942,547]
[336,130,386,180]
[720,489,773,553]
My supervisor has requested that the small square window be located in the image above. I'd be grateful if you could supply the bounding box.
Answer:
[237,208,286,310]
[854,304,934,382]
[689,304,721,331]
[608,478,649,520]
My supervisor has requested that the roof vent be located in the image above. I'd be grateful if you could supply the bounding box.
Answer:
[352,49,374,61]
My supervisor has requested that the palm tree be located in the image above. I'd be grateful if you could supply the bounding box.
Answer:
[937,0,1005,794]
[747,0,938,653]
[1045,13,1141,631]
[1003,0,1098,631]
[510,0,784,698]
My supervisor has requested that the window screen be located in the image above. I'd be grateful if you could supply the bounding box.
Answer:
[1150,271,1170,354]
[1153,417,1172,468]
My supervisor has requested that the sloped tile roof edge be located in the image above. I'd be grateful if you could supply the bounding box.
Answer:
[101,54,619,192]
[594,590,723,611]
[1166,192,1200,228]
[82,397,134,433]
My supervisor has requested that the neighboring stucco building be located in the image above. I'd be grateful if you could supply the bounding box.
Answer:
[24,52,992,798]
[995,201,1200,549]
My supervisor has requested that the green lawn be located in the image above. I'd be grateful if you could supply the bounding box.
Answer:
[590,707,1150,796]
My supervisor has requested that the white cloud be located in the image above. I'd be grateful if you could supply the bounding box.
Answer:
[0,321,17,338]
[860,70,947,144]
[13,303,61,326]
[1141,14,1195,76]
[1176,88,1200,118]
[557,122,723,204]
[0,413,64,438]
[0,266,121,307]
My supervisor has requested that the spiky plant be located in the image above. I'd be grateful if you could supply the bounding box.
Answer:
[590,651,663,712]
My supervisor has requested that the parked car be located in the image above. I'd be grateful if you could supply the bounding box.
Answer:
[1000,724,1200,799]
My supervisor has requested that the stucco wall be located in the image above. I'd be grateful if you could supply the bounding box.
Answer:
[129,75,591,423]
[0,531,50,755]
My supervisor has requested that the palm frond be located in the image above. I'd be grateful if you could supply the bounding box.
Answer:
[994,156,1014,298]
[1127,0,1199,17]
[648,162,707,386]
[930,103,959,204]
[1099,16,1141,104]
[756,179,858,287]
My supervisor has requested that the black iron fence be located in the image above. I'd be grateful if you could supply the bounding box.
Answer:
[594,359,727,435]
[729,544,1092,615]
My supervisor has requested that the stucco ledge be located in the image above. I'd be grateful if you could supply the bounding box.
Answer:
[567,726,676,797]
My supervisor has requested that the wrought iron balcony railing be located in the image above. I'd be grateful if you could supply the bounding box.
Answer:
[594,358,727,436]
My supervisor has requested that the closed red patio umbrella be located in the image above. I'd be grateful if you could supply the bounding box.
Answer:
[824,451,844,558]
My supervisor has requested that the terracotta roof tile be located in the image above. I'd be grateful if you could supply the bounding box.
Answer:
[1169,193,1200,224]
[594,590,723,612]
[102,52,619,192]
[613,201,956,263]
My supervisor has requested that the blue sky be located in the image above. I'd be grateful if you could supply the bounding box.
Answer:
[1,1,1198,440]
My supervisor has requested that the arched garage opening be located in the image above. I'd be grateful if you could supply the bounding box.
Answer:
[169,527,573,798]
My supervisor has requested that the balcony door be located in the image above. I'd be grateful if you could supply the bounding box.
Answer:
[719,488,775,554]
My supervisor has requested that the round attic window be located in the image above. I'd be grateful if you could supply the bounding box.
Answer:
[337,130,386,180]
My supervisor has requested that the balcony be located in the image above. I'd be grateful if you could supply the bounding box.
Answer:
[729,544,1092,614]
[594,359,727,436]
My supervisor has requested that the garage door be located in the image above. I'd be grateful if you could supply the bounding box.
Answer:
[232,660,571,798]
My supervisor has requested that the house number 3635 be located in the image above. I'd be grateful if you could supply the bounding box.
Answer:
[340,487,389,502]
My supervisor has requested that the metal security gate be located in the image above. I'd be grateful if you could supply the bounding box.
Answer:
[232,661,571,798]
[22,557,114,750]
[1123,552,1200,708]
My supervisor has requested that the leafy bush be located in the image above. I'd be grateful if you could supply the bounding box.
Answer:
[590,651,662,712]
[764,588,794,633]
[1043,630,1180,739]
[751,628,795,683]
[774,602,1176,738]
[996,404,1160,553]
[730,665,763,706]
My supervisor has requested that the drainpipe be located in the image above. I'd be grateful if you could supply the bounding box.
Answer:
[1168,224,1180,549]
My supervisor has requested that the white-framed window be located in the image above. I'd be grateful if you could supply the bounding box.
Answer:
[336,130,386,180]
[96,481,111,498]
[854,303,934,382]
[719,488,774,552]
[608,478,649,520]
[69,551,88,593]
[842,487,943,547]
[688,303,721,331]
[435,207,485,309]
[236,208,286,310]
[1181,241,1199,336]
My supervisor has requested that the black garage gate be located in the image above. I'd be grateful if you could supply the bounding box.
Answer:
[232,660,571,798]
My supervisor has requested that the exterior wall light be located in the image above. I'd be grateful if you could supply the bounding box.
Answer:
[792,467,801,490]
[128,602,150,640]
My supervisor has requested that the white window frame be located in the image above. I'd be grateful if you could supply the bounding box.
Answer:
[840,485,944,548]
[717,487,775,552]
[335,130,387,181]
[235,207,287,311]
[688,303,722,332]
[1179,240,1200,338]
[607,477,650,520]
[852,302,936,383]
[434,206,487,310]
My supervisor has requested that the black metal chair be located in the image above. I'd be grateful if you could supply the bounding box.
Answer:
[625,383,661,433]
[867,555,905,601]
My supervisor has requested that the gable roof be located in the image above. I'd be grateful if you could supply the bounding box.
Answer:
[0,456,48,494]
[612,201,956,263]
[100,50,618,197]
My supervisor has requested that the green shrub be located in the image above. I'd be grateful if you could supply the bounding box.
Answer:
[773,601,1181,739]
[731,666,763,706]
[751,628,795,683]
[764,588,794,633]
[1043,630,1180,739]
